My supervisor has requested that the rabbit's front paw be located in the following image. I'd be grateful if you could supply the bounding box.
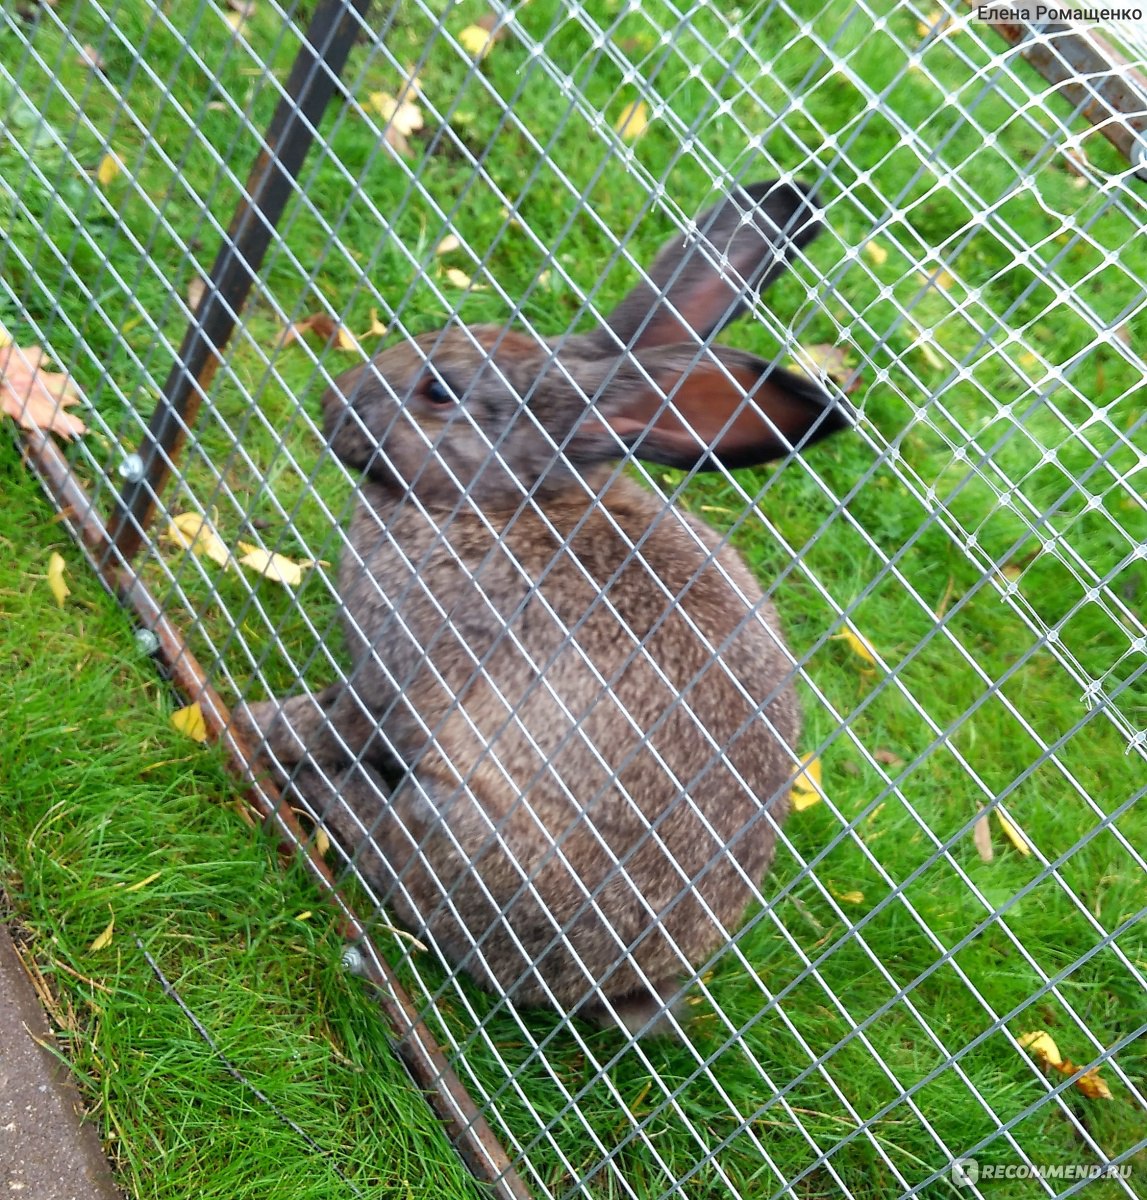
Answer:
[231,685,343,771]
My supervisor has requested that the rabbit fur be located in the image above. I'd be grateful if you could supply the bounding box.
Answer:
[235,179,849,1034]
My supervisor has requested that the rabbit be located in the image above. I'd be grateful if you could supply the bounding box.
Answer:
[235,179,849,1035]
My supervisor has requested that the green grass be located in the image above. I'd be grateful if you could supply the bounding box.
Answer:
[2,1,1145,1198]
[0,457,485,1200]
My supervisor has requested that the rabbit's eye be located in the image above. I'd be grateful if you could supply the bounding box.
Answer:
[421,376,456,408]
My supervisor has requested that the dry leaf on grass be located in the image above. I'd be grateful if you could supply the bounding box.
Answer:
[444,267,476,289]
[874,748,905,768]
[47,551,70,607]
[282,313,360,354]
[833,889,865,905]
[1019,1031,1113,1101]
[863,240,888,266]
[910,327,945,372]
[917,265,955,292]
[799,343,862,394]
[831,624,879,669]
[435,233,462,255]
[996,808,1031,856]
[236,542,324,588]
[96,152,121,186]
[76,43,106,70]
[0,342,88,439]
[187,276,208,312]
[89,910,115,953]
[1072,1066,1114,1101]
[1018,1030,1061,1064]
[458,22,496,59]
[615,99,649,141]
[368,89,424,156]
[162,511,232,569]
[790,753,823,812]
[364,308,388,338]
[172,702,209,743]
[916,8,958,38]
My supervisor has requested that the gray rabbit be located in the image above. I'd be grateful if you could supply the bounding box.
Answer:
[235,180,849,1034]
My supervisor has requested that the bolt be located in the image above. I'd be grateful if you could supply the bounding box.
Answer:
[117,453,145,483]
[341,944,366,976]
[1131,135,1147,183]
[134,628,160,656]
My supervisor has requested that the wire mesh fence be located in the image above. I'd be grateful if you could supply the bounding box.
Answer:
[2,0,1145,1197]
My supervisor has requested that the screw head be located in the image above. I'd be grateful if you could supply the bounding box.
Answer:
[117,453,145,483]
[1131,137,1147,183]
[134,628,160,655]
[341,945,366,976]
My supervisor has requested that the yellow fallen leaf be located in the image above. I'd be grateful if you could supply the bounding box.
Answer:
[295,911,313,921]
[917,266,956,292]
[458,23,494,59]
[435,233,462,255]
[282,313,360,354]
[47,551,70,607]
[97,152,122,186]
[364,308,388,338]
[124,871,162,893]
[831,625,878,668]
[444,267,474,289]
[172,702,209,743]
[368,90,424,137]
[910,327,945,371]
[1019,1030,1062,1066]
[834,889,865,904]
[89,910,115,952]
[615,99,649,141]
[163,511,232,569]
[799,342,858,390]
[863,240,888,266]
[1019,1032,1113,1099]
[236,541,307,587]
[1072,1065,1113,1101]
[916,8,952,37]
[790,753,823,812]
[996,809,1031,856]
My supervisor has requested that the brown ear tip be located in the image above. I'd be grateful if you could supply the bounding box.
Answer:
[735,178,825,241]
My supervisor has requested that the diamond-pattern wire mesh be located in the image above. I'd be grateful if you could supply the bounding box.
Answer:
[2,0,1145,1197]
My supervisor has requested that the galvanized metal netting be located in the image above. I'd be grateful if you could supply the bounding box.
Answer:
[2,1,1144,1198]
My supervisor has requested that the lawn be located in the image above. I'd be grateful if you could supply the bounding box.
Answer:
[1,1,1144,1198]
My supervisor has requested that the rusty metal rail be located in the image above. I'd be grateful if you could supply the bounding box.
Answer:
[967,9,1147,176]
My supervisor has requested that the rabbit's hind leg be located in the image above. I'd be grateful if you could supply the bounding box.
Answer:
[579,977,690,1039]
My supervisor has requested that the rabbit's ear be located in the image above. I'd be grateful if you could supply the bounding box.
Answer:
[595,180,823,353]
[575,347,849,470]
